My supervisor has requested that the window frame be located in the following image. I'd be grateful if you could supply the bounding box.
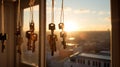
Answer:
[17,0,120,67]
[17,0,46,67]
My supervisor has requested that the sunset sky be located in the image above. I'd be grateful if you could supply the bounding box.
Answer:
[23,0,111,32]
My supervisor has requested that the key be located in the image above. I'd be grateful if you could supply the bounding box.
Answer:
[31,33,37,52]
[26,31,32,50]
[48,34,57,56]
[17,36,23,55]
[62,40,66,49]
[60,31,67,49]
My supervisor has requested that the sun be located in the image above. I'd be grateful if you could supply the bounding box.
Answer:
[64,21,79,32]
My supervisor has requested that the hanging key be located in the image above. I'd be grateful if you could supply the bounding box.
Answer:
[0,33,7,52]
[49,23,58,56]
[15,27,23,54]
[48,34,57,56]
[58,23,64,29]
[26,22,37,52]
[26,31,32,50]
[31,33,37,52]
[60,31,67,49]
[17,36,23,55]
[26,22,34,50]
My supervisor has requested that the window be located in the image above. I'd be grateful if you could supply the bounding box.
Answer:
[93,61,95,66]
[83,59,85,64]
[99,62,101,67]
[22,5,39,66]
[96,61,98,67]
[107,63,110,67]
[80,59,82,64]
[46,0,111,67]
[104,62,107,67]
[88,60,90,65]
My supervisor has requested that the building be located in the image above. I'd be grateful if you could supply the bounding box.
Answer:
[64,52,110,67]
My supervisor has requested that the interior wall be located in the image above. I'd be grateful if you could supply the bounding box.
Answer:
[111,0,120,67]
[0,2,15,67]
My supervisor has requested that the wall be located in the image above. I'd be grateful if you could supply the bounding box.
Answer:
[0,1,15,67]
[111,0,120,67]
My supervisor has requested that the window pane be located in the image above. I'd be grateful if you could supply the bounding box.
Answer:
[22,5,39,66]
[46,0,111,67]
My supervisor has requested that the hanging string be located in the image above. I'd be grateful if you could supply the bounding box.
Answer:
[30,5,33,22]
[29,0,35,22]
[1,0,4,34]
[17,0,21,29]
[51,0,54,23]
[60,0,64,23]
[59,0,67,49]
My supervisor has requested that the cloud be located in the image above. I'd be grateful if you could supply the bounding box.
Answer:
[64,7,72,12]
[98,11,106,15]
[91,11,97,14]
[74,9,90,14]
[105,16,111,22]
[107,11,111,15]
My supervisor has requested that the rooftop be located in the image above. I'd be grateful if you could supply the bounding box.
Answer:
[78,53,110,60]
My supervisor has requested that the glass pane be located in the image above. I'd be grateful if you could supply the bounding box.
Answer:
[46,0,111,67]
[22,5,39,66]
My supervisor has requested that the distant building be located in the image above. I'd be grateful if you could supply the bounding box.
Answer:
[64,52,111,67]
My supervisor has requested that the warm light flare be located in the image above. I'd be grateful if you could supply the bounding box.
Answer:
[64,21,79,32]
[68,37,75,40]
[67,43,75,46]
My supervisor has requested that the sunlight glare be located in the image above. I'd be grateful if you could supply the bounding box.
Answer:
[69,37,75,40]
[67,43,75,46]
[64,21,79,32]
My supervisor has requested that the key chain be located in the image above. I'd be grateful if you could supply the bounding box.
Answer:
[47,0,58,56]
[15,0,23,55]
[58,0,67,49]
[0,0,7,53]
[26,0,37,52]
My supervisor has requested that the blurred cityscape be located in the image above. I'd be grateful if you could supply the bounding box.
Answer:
[21,30,110,67]
[46,31,111,67]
